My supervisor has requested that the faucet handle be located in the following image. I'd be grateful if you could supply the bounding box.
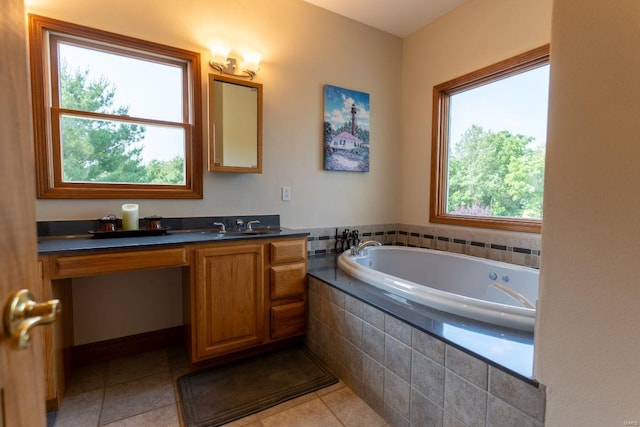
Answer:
[247,220,260,231]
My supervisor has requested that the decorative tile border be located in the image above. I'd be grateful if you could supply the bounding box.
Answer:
[303,223,541,268]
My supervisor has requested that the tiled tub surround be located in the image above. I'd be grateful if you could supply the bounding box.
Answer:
[306,275,546,426]
[304,224,540,269]
[307,256,535,379]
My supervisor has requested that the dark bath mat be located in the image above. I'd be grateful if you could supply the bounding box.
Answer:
[177,346,337,427]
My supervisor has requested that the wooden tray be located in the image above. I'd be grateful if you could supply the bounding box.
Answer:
[89,227,170,239]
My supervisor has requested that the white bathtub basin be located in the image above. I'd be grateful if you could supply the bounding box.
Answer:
[337,246,538,331]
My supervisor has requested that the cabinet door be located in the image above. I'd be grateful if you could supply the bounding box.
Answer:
[195,244,265,359]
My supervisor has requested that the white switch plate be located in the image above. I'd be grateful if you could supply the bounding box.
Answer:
[282,186,291,201]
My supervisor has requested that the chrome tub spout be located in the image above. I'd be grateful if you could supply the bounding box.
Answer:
[351,240,382,255]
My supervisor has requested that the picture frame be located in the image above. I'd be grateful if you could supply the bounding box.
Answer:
[323,85,370,172]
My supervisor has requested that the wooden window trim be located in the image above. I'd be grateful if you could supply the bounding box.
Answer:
[430,45,550,234]
[28,14,203,199]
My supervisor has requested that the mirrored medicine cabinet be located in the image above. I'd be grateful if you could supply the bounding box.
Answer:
[208,74,263,173]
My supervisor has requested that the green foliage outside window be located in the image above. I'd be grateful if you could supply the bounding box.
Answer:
[60,61,185,185]
[447,124,545,219]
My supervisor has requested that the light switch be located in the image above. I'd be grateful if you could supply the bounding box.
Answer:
[282,186,291,201]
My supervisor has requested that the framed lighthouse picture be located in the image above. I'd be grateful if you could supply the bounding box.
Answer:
[323,84,370,172]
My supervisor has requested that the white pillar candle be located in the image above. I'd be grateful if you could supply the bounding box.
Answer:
[121,203,139,231]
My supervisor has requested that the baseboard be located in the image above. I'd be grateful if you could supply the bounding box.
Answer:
[71,325,184,367]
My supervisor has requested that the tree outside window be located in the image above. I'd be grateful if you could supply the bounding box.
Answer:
[430,45,549,233]
[29,15,202,199]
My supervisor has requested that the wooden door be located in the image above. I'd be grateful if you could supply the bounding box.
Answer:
[0,0,47,424]
[194,244,266,360]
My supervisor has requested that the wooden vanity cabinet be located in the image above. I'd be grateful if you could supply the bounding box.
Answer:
[268,240,307,340]
[189,237,308,364]
[37,258,73,411]
[192,243,266,361]
[48,247,188,279]
[37,235,308,407]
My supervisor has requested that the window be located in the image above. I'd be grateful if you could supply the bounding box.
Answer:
[430,45,549,233]
[28,15,202,198]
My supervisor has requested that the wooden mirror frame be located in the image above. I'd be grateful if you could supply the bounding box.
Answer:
[208,74,263,173]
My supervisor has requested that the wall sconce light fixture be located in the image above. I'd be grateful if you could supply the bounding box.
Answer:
[209,45,261,80]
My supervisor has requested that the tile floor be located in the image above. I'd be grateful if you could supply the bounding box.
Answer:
[51,346,388,427]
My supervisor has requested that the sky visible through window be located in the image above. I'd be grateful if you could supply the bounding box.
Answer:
[59,43,186,164]
[449,65,550,150]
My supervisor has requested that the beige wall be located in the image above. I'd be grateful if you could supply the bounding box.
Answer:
[27,0,402,229]
[71,269,183,345]
[26,0,402,343]
[400,0,552,233]
[536,0,640,423]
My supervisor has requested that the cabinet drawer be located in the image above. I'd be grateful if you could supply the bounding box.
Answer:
[49,247,188,278]
[271,301,306,340]
[270,239,306,264]
[270,263,306,299]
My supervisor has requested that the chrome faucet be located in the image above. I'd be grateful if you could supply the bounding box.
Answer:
[234,219,244,231]
[212,222,226,232]
[351,240,382,255]
[247,220,260,231]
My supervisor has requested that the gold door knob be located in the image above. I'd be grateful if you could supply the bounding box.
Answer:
[4,289,61,350]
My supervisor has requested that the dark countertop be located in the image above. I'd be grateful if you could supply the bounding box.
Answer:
[307,254,536,384]
[37,228,308,255]
[37,215,309,255]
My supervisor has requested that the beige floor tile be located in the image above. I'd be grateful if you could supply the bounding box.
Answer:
[167,345,190,370]
[255,392,318,419]
[260,398,342,427]
[177,401,190,427]
[321,386,389,427]
[55,345,386,427]
[107,349,170,385]
[315,380,346,397]
[65,362,108,396]
[101,404,180,427]
[100,372,176,425]
[54,388,103,427]
[220,413,261,426]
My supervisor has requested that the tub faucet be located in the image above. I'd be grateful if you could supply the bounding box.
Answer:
[351,240,382,255]
[247,220,260,231]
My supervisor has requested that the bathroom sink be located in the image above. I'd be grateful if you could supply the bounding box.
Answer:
[200,228,280,237]
[241,229,274,235]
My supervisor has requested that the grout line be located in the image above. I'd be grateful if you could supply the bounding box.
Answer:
[96,385,106,426]
[315,393,347,427]
[254,392,319,421]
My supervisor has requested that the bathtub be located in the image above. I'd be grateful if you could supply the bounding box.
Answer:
[337,246,538,331]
